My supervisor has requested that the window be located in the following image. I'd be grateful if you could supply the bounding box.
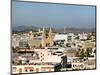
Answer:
[30,69,33,72]
[25,69,28,72]
[12,67,16,72]
[19,68,22,73]
[73,65,75,67]
[19,40,28,48]
[67,36,72,41]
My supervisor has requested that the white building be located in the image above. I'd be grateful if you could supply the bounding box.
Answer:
[12,33,29,48]
[12,65,54,74]
[78,33,88,40]
[32,49,62,64]
[12,34,20,48]
[53,33,75,47]
[53,33,74,42]
[17,49,62,65]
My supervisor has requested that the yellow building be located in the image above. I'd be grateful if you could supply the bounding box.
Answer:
[28,27,53,48]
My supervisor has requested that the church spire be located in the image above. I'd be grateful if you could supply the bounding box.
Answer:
[41,27,46,48]
[48,27,53,46]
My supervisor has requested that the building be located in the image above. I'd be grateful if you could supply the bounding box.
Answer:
[12,27,54,49]
[78,33,88,40]
[84,57,96,69]
[53,33,75,47]
[12,34,21,48]
[14,48,62,65]
[12,65,54,74]
[28,31,35,48]
[64,48,77,57]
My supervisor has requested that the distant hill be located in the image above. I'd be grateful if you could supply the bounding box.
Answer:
[55,27,96,33]
[12,25,96,33]
[12,25,38,32]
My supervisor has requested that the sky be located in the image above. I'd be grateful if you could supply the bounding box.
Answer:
[12,0,96,29]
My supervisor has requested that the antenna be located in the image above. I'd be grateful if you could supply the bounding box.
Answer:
[64,26,66,33]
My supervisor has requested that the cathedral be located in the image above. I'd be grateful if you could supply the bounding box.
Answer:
[28,27,53,49]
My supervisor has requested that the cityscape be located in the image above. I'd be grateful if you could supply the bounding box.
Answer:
[12,0,96,74]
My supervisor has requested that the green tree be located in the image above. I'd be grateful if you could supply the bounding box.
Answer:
[12,46,20,53]
[85,48,92,57]
[85,50,90,57]
[79,50,85,59]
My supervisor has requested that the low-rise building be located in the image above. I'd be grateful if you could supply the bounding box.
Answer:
[12,65,54,74]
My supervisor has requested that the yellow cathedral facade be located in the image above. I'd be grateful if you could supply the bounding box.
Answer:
[28,27,53,49]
